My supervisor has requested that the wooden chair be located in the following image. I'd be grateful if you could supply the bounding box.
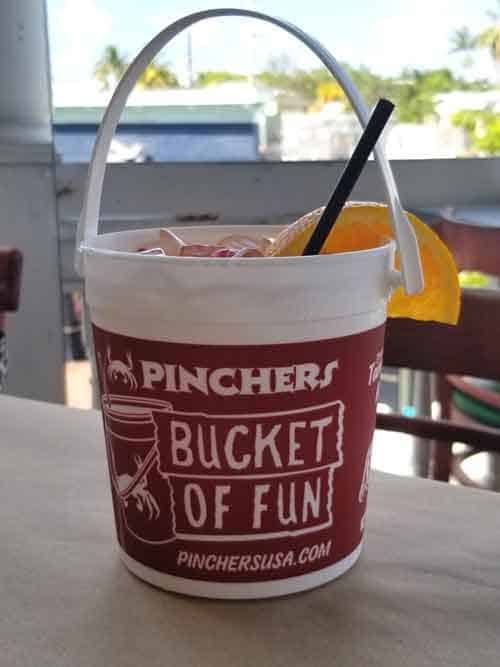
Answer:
[0,247,22,313]
[0,247,23,390]
[434,216,499,277]
[377,288,500,487]
[436,215,500,484]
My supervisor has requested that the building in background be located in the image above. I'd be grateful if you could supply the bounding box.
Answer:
[52,81,281,162]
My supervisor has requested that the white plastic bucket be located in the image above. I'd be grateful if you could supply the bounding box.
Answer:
[76,9,422,599]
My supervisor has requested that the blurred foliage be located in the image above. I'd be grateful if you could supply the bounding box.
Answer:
[458,271,491,287]
[194,64,489,122]
[136,63,180,90]
[391,68,488,122]
[196,71,247,86]
[94,45,179,90]
[346,66,487,122]
[452,1,500,63]
[256,67,332,105]
[96,2,500,136]
[452,109,500,154]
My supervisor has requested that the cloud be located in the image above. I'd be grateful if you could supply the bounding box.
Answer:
[48,0,113,83]
[148,4,319,75]
[364,0,491,76]
[370,7,452,72]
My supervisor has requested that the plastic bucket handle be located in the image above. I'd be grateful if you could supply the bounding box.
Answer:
[75,8,423,295]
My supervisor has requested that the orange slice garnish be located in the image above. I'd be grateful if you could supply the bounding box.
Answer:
[266,202,460,324]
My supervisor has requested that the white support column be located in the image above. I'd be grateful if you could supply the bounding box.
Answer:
[0,0,65,403]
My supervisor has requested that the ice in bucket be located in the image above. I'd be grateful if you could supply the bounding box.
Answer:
[76,9,432,599]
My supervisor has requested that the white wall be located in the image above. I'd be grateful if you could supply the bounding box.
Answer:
[279,108,469,161]
[58,157,500,291]
[280,107,358,160]
[386,123,468,159]
[0,0,65,403]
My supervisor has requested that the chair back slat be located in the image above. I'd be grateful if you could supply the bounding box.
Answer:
[0,248,23,312]
[436,218,500,277]
[384,289,500,381]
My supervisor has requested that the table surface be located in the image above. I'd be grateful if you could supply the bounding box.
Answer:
[2,395,500,667]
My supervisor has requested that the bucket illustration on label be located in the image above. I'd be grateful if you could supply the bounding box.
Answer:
[101,395,175,544]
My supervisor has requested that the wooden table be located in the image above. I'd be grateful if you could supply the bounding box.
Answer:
[1,396,499,667]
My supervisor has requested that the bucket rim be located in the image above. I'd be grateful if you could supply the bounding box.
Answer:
[102,394,172,415]
[82,232,395,268]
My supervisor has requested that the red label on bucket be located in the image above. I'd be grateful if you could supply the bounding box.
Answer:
[93,324,384,585]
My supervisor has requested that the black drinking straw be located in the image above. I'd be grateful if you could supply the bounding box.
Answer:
[302,98,395,256]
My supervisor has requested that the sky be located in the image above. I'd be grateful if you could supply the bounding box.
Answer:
[47,0,499,86]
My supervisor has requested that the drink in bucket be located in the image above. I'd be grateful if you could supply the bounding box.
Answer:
[76,9,459,599]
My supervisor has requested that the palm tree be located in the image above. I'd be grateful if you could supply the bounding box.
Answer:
[94,45,180,90]
[136,63,179,89]
[478,26,500,60]
[450,27,477,53]
[451,3,500,80]
[477,5,500,62]
[478,2,500,80]
[93,46,128,91]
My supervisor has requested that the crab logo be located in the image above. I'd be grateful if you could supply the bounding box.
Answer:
[106,346,138,392]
